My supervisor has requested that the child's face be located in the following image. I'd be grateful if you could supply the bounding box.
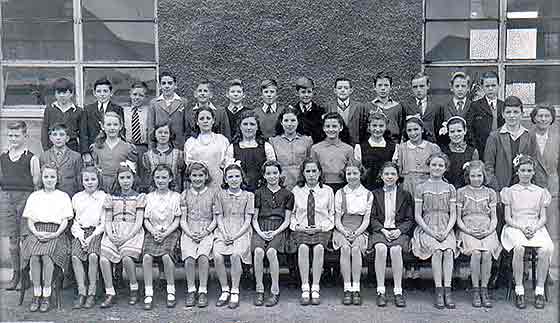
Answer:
[345,166,361,186]
[323,118,342,140]
[411,77,429,100]
[117,171,134,192]
[225,169,243,190]
[154,126,171,144]
[334,81,352,101]
[468,168,484,188]
[82,172,99,193]
[55,89,73,105]
[381,166,398,186]
[448,123,466,144]
[94,85,112,103]
[240,117,258,139]
[482,77,498,100]
[226,85,245,105]
[297,88,314,104]
[160,76,176,96]
[153,169,172,190]
[428,157,447,178]
[49,129,69,148]
[42,168,58,190]
[406,121,422,143]
[503,106,522,127]
[7,129,26,149]
[369,118,387,139]
[130,87,147,107]
[189,169,208,190]
[450,77,469,100]
[281,112,298,135]
[262,86,278,105]
[303,162,320,186]
[102,115,122,138]
[194,84,213,103]
[375,78,391,98]
[517,163,534,184]
[197,110,215,133]
[263,165,280,187]
[534,108,553,131]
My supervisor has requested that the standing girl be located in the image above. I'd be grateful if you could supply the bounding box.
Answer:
[99,164,145,308]
[290,158,335,306]
[332,159,372,306]
[456,160,502,308]
[500,155,553,309]
[252,161,294,307]
[411,152,457,309]
[143,122,185,192]
[21,164,73,312]
[142,164,181,310]
[213,163,254,308]
[441,116,479,188]
[184,107,230,189]
[354,111,397,190]
[225,110,276,192]
[180,161,218,308]
[91,111,137,192]
[71,167,106,309]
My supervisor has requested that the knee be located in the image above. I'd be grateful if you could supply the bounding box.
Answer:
[162,254,173,264]
[214,254,224,265]
[443,249,454,259]
[513,245,525,256]
[88,253,98,263]
[375,244,388,255]
[340,246,351,257]
[72,255,81,264]
[538,246,552,259]
[254,248,265,259]
[389,246,402,257]
[142,254,152,263]
[198,255,209,265]
[313,244,324,255]
[266,248,277,259]
[351,246,361,257]
[298,244,309,254]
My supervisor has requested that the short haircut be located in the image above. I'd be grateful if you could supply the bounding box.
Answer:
[221,163,248,190]
[480,71,499,84]
[186,161,213,186]
[295,77,314,90]
[159,71,176,82]
[374,71,392,85]
[260,79,278,91]
[410,72,430,84]
[322,112,346,128]
[463,160,488,186]
[196,79,213,92]
[504,96,524,113]
[342,158,366,183]
[228,78,244,90]
[426,152,450,170]
[378,161,404,184]
[334,77,352,88]
[53,77,74,93]
[39,163,59,189]
[80,166,104,190]
[7,121,28,134]
[530,105,556,125]
[275,106,304,136]
[48,122,68,135]
[130,81,148,91]
[450,72,470,85]
[296,157,324,188]
[151,164,176,190]
[149,122,177,148]
[94,78,112,91]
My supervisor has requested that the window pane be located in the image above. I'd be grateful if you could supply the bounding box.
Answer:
[83,67,157,106]
[1,0,73,19]
[424,66,498,106]
[507,0,560,18]
[427,0,499,19]
[425,21,498,61]
[83,22,155,61]
[1,21,74,60]
[506,19,560,59]
[82,0,154,20]
[2,67,75,106]
[505,66,560,106]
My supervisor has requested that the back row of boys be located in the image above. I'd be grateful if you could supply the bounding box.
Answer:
[39,70,502,162]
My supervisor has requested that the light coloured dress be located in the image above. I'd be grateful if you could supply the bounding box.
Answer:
[100,192,146,263]
[332,185,372,252]
[269,134,312,191]
[143,191,181,258]
[213,189,254,264]
[412,179,457,260]
[395,140,441,196]
[184,133,230,189]
[456,185,502,259]
[71,190,107,260]
[180,187,219,260]
[500,184,554,254]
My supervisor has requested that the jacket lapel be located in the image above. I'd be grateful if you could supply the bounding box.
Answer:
[395,186,405,214]
[499,132,512,163]
[374,189,385,220]
[478,99,493,118]
[347,100,359,122]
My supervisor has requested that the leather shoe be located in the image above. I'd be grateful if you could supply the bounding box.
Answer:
[100,295,115,308]
[376,293,386,307]
[129,290,138,305]
[39,297,50,313]
[143,297,153,310]
[29,296,41,312]
[167,294,176,308]
[84,295,96,309]
[254,292,264,306]
[534,294,545,309]
[311,291,320,305]
[394,294,406,307]
[197,293,208,308]
[185,292,196,307]
[343,291,352,305]
[480,287,492,308]
[515,294,526,309]
[444,287,455,309]
[300,291,310,306]
[265,294,279,307]
[228,293,240,309]
[216,292,229,307]
[352,292,361,305]
[434,287,444,309]
[73,294,86,309]
[471,287,481,307]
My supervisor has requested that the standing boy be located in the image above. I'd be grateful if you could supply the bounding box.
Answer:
[41,78,87,154]
[435,72,472,146]
[0,121,40,290]
[369,72,406,144]
[225,79,249,139]
[146,72,189,147]
[185,80,231,139]
[405,72,440,143]
[288,76,325,143]
[254,79,283,139]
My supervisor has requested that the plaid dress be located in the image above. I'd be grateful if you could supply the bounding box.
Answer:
[143,191,181,259]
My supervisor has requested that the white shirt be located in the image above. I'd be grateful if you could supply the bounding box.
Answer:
[261,102,277,113]
[224,141,276,166]
[157,93,182,107]
[486,97,497,110]
[535,131,548,156]
[353,138,386,161]
[499,125,528,141]
[383,186,397,229]
[98,101,109,113]
[123,104,148,144]
[453,97,466,110]
[417,98,427,115]
[71,190,106,240]
[23,190,73,224]
[53,101,77,113]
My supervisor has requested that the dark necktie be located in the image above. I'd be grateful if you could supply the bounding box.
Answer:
[131,107,142,144]
[417,100,423,116]
[307,189,315,226]
[456,100,464,111]
[339,102,348,112]
[490,102,498,130]
[231,106,239,114]
[265,104,272,114]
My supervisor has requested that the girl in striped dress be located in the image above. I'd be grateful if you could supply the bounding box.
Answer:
[21,164,73,313]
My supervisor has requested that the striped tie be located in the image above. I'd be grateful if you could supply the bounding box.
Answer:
[131,107,142,144]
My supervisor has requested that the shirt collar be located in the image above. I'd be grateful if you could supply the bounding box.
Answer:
[343,184,364,194]
[417,97,427,105]
[499,125,528,140]
[98,101,109,110]
[383,185,397,192]
[157,93,182,102]
[304,184,320,192]
[453,97,466,106]
[300,101,313,112]
[53,101,76,112]
[154,145,174,155]
[512,184,539,192]
[190,186,208,195]
[372,97,394,104]
[281,133,301,141]
[485,96,497,107]
[323,139,342,147]
[337,98,350,107]
[368,137,386,148]
[194,102,216,110]
[227,189,242,196]
[406,140,426,149]
[227,104,244,113]
[262,102,277,113]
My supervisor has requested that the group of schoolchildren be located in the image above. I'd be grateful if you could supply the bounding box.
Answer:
[0,69,557,314]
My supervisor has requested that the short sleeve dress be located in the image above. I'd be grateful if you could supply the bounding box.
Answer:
[442,145,477,189]
[269,135,313,191]
[251,186,294,252]
[100,192,146,263]
[500,184,554,254]
[397,141,441,196]
[92,140,137,192]
[456,185,502,259]
[332,185,372,253]
[213,189,254,264]
[180,187,219,260]
[411,180,457,260]
[143,191,181,259]
[184,133,230,189]
[71,190,107,261]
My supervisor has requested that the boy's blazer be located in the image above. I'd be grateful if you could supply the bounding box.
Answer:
[39,148,82,197]
[404,96,440,143]
[325,100,368,145]
[435,97,472,147]
[531,129,560,191]
[288,101,326,143]
[369,186,415,235]
[83,101,124,150]
[146,96,189,147]
[466,98,505,156]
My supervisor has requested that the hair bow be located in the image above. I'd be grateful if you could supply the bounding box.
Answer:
[462,161,470,170]
[438,121,448,136]
[120,160,137,174]
[406,113,421,121]
[513,154,524,168]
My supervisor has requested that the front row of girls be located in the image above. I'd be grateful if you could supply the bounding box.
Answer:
[20,152,553,312]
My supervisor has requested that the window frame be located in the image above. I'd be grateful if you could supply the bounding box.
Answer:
[0,0,160,115]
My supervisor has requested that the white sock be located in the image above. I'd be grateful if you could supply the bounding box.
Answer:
[377,286,386,295]
[301,284,310,292]
[344,283,352,291]
[106,287,116,296]
[42,286,52,297]
[167,284,176,295]
[145,286,154,297]
[33,286,42,297]
[394,287,403,295]
[129,282,139,291]
[144,296,152,303]
[187,285,197,293]
[311,284,320,292]
[230,293,239,302]
[222,286,230,293]
[198,286,208,294]
[352,282,360,292]
[87,285,96,296]
[515,285,524,296]
[535,286,545,296]
[230,287,240,294]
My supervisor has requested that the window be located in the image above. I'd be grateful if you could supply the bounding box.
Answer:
[424,0,560,110]
[0,0,158,111]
